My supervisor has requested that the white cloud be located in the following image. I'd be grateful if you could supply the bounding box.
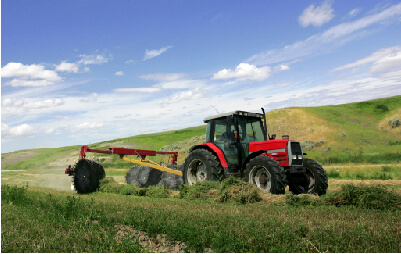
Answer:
[115,71,124,76]
[348,8,361,18]
[2,98,64,109]
[79,93,99,103]
[1,62,62,87]
[114,88,162,93]
[333,46,401,77]
[55,62,79,73]
[274,64,290,72]
[248,2,401,65]
[23,99,64,109]
[78,54,110,65]
[156,79,205,89]
[299,0,334,27]
[143,46,172,60]
[7,79,58,87]
[75,122,104,130]
[164,88,207,103]
[139,73,186,81]
[2,123,34,138]
[212,63,272,82]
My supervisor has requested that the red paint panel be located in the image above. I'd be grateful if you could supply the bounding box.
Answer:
[196,143,228,168]
[249,140,288,153]
[111,148,157,156]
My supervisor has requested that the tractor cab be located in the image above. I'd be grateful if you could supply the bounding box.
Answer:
[204,111,266,166]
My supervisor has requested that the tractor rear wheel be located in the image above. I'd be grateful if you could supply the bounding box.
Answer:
[243,156,287,194]
[73,159,105,194]
[183,149,222,185]
[288,158,328,196]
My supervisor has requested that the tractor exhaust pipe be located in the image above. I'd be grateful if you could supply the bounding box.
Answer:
[261,108,270,141]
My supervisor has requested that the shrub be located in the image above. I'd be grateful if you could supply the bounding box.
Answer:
[178,181,220,200]
[216,177,262,204]
[285,194,317,206]
[99,177,139,195]
[1,184,30,205]
[301,140,326,151]
[388,119,400,129]
[375,104,389,113]
[323,184,401,210]
[145,185,169,198]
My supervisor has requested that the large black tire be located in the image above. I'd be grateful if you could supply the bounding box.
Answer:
[161,164,184,190]
[126,165,141,185]
[183,149,223,185]
[243,156,287,194]
[73,159,105,194]
[136,166,163,188]
[288,158,328,196]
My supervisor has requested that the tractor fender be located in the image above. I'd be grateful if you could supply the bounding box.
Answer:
[242,150,267,170]
[189,143,228,168]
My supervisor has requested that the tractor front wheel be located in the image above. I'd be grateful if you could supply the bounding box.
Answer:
[288,158,328,196]
[243,156,287,194]
[183,149,222,185]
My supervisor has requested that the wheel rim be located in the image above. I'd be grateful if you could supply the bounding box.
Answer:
[249,166,272,191]
[187,159,207,185]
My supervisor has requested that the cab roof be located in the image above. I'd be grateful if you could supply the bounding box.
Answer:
[203,110,264,123]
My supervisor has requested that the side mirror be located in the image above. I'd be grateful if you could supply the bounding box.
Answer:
[270,134,276,140]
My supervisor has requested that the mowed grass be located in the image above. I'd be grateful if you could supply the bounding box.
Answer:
[2,183,401,253]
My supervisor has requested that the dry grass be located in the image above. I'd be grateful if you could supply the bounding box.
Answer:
[265,108,337,142]
[1,150,39,166]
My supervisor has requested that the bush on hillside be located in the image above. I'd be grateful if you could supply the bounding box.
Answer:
[374,104,389,113]
[301,140,326,151]
[388,119,400,129]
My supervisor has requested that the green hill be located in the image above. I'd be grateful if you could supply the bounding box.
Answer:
[2,96,401,188]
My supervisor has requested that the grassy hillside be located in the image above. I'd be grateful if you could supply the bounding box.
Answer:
[2,96,400,188]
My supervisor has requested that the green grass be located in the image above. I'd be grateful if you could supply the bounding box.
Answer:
[304,95,401,163]
[2,184,401,252]
[325,164,401,180]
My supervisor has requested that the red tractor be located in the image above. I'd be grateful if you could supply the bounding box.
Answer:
[66,108,328,195]
[183,109,328,195]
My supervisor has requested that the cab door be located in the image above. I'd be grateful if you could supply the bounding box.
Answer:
[213,119,239,165]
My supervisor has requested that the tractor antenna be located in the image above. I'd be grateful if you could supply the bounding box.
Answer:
[211,105,220,113]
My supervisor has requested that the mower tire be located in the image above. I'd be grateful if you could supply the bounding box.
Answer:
[160,164,183,190]
[243,156,287,194]
[183,148,223,185]
[126,165,141,185]
[73,159,105,194]
[136,166,163,188]
[288,158,328,196]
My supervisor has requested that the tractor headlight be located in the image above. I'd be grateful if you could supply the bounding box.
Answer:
[292,155,297,160]
[298,155,303,160]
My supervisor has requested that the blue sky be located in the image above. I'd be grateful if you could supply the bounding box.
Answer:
[2,0,401,153]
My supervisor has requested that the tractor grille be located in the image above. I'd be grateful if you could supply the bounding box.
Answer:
[289,141,303,166]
